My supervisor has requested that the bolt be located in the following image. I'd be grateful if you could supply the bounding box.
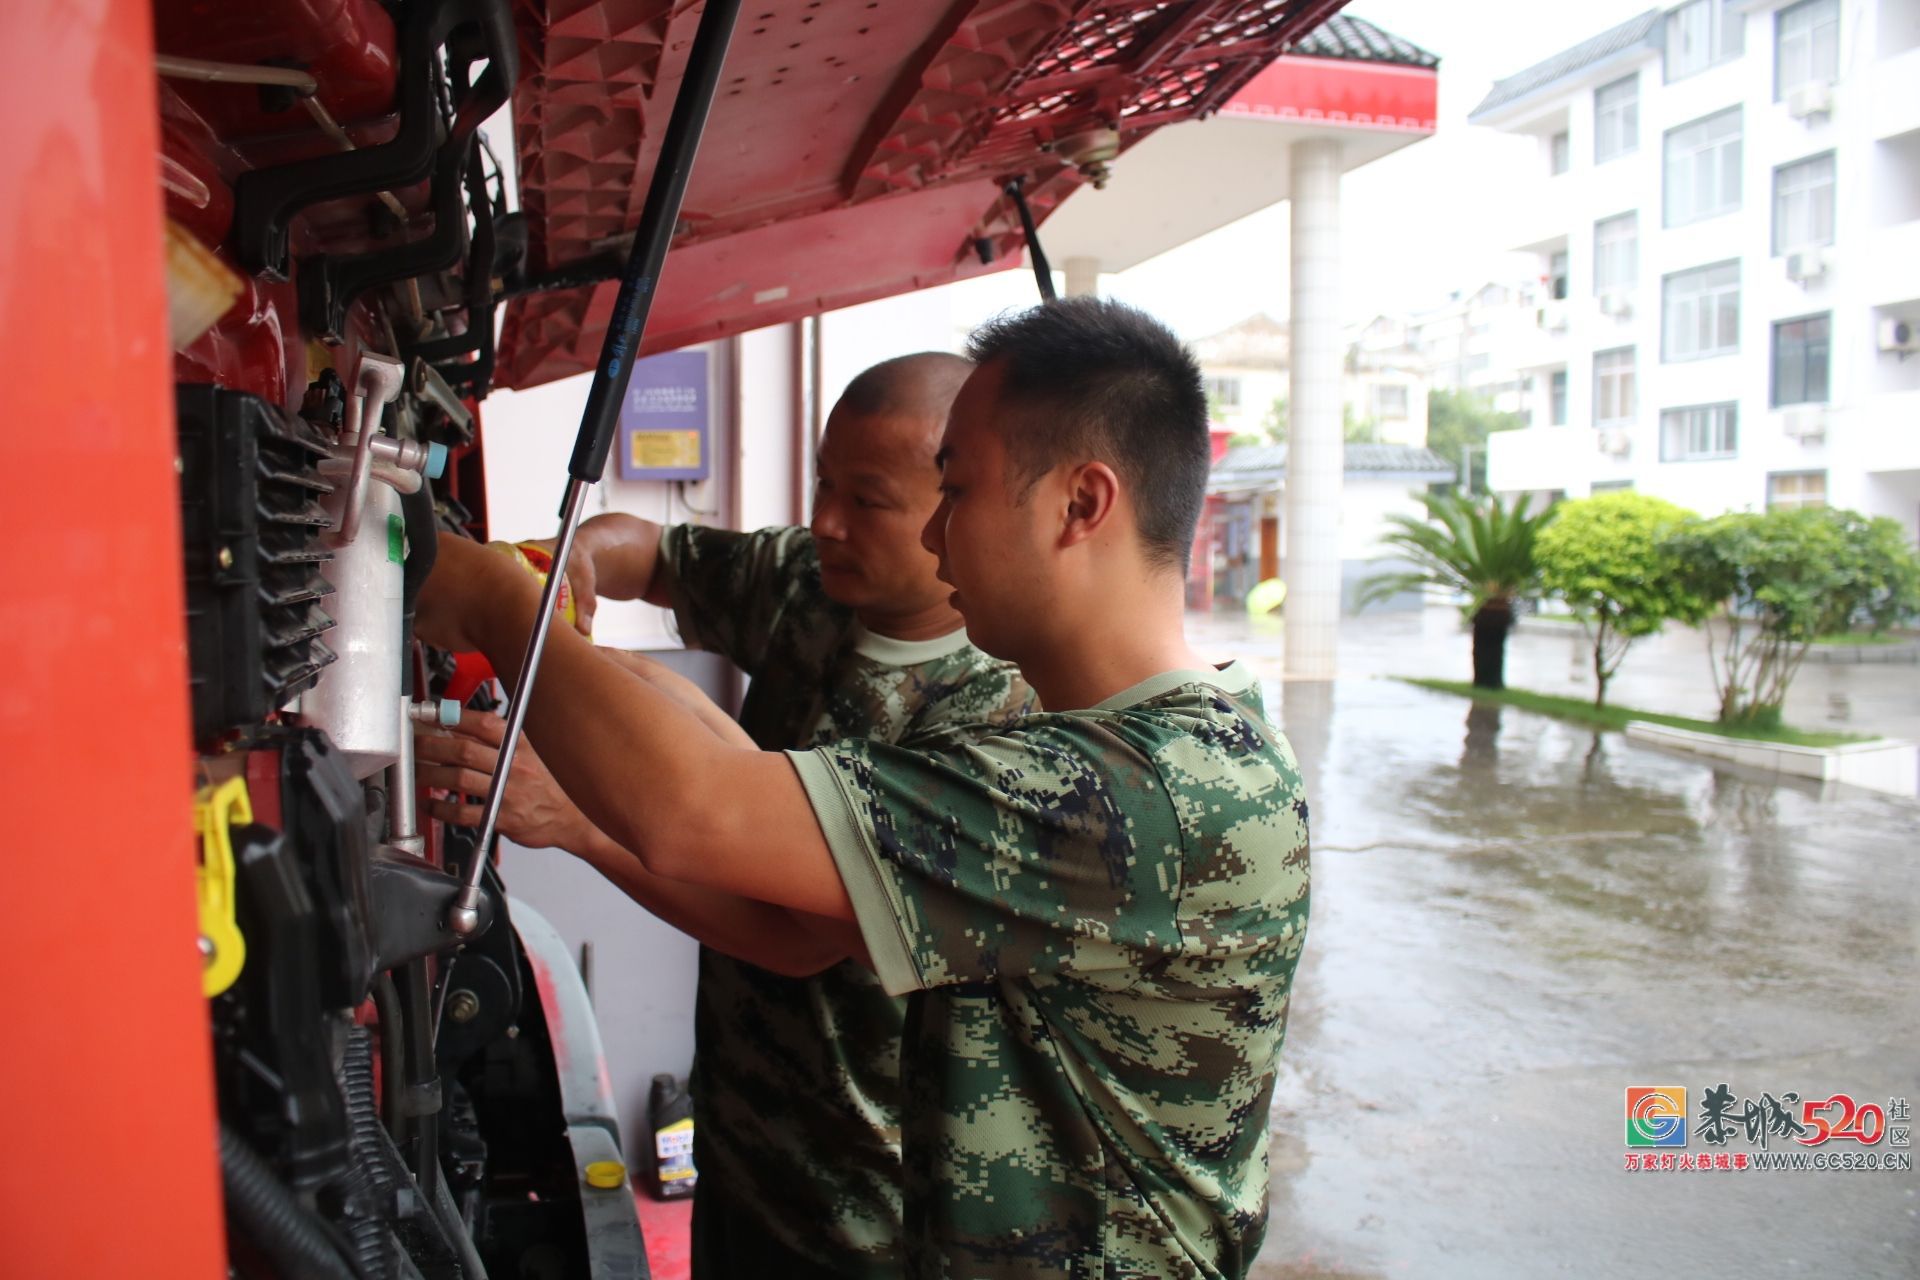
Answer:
[447,989,480,1024]
[217,545,235,570]
[198,935,215,966]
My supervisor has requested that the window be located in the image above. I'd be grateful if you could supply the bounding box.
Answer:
[1661,403,1739,459]
[1662,262,1741,361]
[1664,108,1743,226]
[1767,470,1827,510]
[1550,369,1569,425]
[1550,130,1571,175]
[1773,153,1836,254]
[1594,76,1638,162]
[1666,260,1743,360]
[1594,347,1636,423]
[1666,0,1745,81]
[1776,0,1839,98]
[1371,383,1409,420]
[1548,250,1570,301]
[1204,375,1241,409]
[1594,212,1638,295]
[1771,313,1831,406]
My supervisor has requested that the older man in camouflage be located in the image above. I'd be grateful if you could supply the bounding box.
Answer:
[416,298,1311,1279]
[421,352,1033,1279]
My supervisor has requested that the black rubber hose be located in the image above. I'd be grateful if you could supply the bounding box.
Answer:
[398,480,439,698]
[373,972,409,1145]
[218,1124,363,1280]
[340,1031,399,1280]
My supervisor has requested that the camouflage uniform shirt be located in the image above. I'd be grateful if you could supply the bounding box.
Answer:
[788,663,1311,1279]
[658,523,1035,1274]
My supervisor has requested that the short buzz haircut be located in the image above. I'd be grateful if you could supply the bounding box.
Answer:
[835,351,973,422]
[966,298,1210,572]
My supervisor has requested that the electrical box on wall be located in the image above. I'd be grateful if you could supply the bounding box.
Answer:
[618,351,711,481]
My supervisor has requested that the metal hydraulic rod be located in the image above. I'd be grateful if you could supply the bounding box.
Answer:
[447,0,743,938]
[1004,177,1058,303]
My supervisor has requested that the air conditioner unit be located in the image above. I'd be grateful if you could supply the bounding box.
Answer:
[1879,317,1918,354]
[1536,301,1570,333]
[1784,249,1829,283]
[1782,407,1828,441]
[1596,427,1631,456]
[1597,291,1634,318]
[1786,80,1834,120]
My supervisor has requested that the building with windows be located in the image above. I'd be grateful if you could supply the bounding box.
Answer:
[1469,0,1920,540]
[1193,312,1434,446]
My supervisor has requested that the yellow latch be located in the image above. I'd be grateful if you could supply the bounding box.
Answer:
[193,777,250,998]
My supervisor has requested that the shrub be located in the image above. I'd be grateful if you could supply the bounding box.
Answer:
[1535,493,1707,707]
[1359,490,1549,689]
[1665,508,1920,726]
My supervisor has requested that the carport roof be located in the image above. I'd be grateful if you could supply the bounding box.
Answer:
[1210,441,1455,492]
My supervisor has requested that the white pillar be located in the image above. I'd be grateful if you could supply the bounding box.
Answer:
[1283,138,1343,680]
[1063,256,1101,298]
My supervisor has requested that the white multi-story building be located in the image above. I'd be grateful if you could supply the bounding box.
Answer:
[1352,282,1544,418]
[1193,312,1434,446]
[1470,0,1920,539]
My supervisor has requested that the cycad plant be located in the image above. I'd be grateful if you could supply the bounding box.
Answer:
[1359,490,1550,689]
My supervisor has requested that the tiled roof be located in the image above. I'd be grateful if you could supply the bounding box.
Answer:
[1292,13,1439,69]
[1211,442,1456,488]
[1468,9,1661,122]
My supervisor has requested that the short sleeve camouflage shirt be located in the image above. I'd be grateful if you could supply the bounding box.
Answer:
[788,664,1311,1279]
[658,522,1034,1273]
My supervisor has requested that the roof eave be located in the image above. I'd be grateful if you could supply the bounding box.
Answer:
[1468,44,1658,130]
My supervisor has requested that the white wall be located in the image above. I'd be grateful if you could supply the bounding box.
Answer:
[1339,477,1433,558]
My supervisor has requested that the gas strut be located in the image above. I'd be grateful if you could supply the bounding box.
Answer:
[448,0,743,938]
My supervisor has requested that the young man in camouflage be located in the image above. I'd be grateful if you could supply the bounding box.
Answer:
[417,298,1311,1278]
[421,353,1034,1278]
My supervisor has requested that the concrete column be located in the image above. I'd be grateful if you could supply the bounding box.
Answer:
[1063,256,1101,298]
[1283,137,1343,680]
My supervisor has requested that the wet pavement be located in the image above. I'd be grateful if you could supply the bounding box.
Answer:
[1185,614,1920,1279]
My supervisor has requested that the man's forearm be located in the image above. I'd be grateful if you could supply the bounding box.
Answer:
[471,574,853,921]
[568,824,845,977]
[577,513,672,607]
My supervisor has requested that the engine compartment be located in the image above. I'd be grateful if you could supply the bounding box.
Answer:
[155,1,643,1274]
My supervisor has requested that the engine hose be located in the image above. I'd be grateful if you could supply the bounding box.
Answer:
[341,1031,399,1280]
[433,1163,491,1280]
[354,1031,479,1280]
[218,1124,364,1280]
[398,480,439,698]
[373,972,409,1145]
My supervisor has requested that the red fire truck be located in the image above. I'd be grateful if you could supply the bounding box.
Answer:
[1,1,1345,1273]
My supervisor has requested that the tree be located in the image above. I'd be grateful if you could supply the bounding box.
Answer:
[1426,389,1527,493]
[1261,396,1288,442]
[1535,493,1707,708]
[1257,397,1377,445]
[1358,490,1550,689]
[1666,508,1920,726]
[1343,405,1379,444]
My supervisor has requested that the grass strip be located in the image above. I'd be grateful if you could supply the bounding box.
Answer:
[1400,678,1873,749]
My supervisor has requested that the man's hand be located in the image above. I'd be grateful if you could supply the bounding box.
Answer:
[417,712,590,850]
[528,513,670,636]
[414,534,537,654]
[525,527,602,637]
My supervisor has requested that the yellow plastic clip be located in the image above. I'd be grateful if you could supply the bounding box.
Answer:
[193,777,251,998]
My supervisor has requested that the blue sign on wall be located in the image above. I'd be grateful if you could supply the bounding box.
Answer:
[616,350,711,481]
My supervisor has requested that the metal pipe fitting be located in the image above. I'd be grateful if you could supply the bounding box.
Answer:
[335,353,406,545]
